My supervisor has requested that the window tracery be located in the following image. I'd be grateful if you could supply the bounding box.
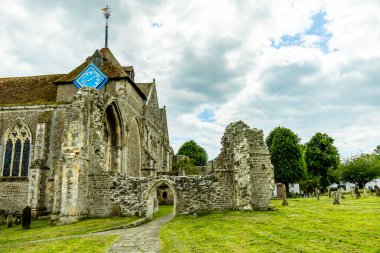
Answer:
[2,122,31,177]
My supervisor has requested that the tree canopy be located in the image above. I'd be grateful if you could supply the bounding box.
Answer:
[266,126,306,191]
[305,132,340,190]
[335,153,380,188]
[177,140,208,166]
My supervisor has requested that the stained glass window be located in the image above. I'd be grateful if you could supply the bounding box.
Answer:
[21,139,30,176]
[3,140,13,176]
[2,122,31,177]
[12,140,22,176]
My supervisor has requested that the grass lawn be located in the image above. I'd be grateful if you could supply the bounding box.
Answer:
[154,205,174,219]
[0,215,139,252]
[160,196,380,253]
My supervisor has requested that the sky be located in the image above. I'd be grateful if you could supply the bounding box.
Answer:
[0,0,379,159]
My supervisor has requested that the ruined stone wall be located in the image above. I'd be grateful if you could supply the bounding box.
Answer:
[110,174,234,217]
[0,178,28,212]
[212,121,274,211]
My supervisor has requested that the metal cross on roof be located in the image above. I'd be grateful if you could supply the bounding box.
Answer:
[102,5,111,48]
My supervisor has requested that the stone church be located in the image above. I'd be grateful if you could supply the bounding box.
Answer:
[0,47,173,221]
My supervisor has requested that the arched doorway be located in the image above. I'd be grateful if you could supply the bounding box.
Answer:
[126,118,141,176]
[146,180,177,219]
[102,102,123,173]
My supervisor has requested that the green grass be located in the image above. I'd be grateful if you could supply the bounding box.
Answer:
[0,216,139,252]
[154,205,174,219]
[0,235,119,253]
[160,196,380,253]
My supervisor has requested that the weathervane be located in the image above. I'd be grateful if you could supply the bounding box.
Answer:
[102,5,111,48]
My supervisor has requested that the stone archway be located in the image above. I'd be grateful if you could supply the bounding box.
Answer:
[126,117,141,176]
[146,179,177,219]
[102,102,123,173]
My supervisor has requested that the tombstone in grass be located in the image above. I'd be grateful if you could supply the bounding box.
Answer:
[375,185,380,196]
[315,188,320,201]
[354,185,361,199]
[333,191,341,205]
[363,187,367,197]
[7,214,14,228]
[328,188,331,198]
[351,187,355,198]
[14,215,21,225]
[282,185,289,206]
[22,206,31,230]
[0,210,5,225]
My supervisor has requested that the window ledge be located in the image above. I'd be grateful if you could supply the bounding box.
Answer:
[0,176,29,182]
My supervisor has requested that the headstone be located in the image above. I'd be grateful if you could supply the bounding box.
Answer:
[7,214,14,228]
[339,189,345,199]
[14,215,21,225]
[328,188,331,198]
[351,188,355,198]
[0,210,5,225]
[363,187,367,197]
[354,185,361,199]
[315,188,320,201]
[282,185,289,206]
[22,206,31,230]
[375,185,380,196]
[333,191,341,205]
[277,183,284,199]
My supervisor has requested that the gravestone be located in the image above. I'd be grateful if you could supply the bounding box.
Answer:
[363,187,367,197]
[351,188,355,198]
[277,183,285,199]
[14,216,21,225]
[333,191,341,205]
[7,214,14,228]
[315,188,320,201]
[375,185,380,196]
[328,188,331,198]
[282,185,289,206]
[22,206,31,230]
[354,185,361,199]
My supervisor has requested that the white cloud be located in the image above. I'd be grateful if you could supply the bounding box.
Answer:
[0,0,379,159]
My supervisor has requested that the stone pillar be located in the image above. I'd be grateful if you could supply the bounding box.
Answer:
[27,160,49,217]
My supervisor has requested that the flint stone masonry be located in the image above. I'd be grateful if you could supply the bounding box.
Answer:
[110,121,274,218]
[0,48,274,223]
[212,121,275,211]
[110,174,233,217]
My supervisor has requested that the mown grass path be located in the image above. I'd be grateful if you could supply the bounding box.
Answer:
[160,196,380,253]
[0,216,139,252]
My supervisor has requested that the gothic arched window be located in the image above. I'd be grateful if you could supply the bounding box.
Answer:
[2,122,31,177]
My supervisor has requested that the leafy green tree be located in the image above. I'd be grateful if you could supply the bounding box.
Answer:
[373,145,380,155]
[336,153,380,188]
[177,140,208,166]
[305,133,340,190]
[266,126,306,192]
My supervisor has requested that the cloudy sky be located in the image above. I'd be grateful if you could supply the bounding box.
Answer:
[1,0,379,159]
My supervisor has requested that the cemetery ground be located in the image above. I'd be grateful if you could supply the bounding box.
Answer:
[160,196,380,253]
[0,197,379,252]
[0,215,139,252]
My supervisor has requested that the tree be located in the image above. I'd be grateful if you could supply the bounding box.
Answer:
[305,133,340,190]
[266,126,306,192]
[336,153,380,188]
[373,145,380,155]
[177,140,208,166]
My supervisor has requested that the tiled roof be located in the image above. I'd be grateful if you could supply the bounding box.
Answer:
[0,74,63,106]
[55,48,128,84]
[136,82,153,97]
